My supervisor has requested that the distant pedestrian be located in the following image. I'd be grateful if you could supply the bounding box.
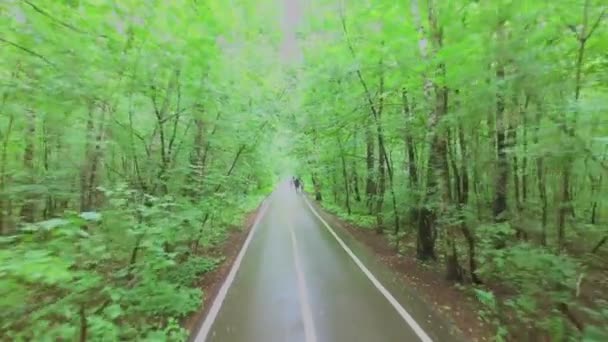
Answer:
[294,177,301,193]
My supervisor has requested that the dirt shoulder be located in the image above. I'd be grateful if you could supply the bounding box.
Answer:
[183,204,262,338]
[308,199,494,342]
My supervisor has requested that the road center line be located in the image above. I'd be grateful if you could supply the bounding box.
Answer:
[288,221,318,342]
[193,198,270,342]
[303,197,433,342]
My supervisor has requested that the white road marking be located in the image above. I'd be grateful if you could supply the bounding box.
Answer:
[303,197,434,342]
[288,221,318,342]
[194,199,270,342]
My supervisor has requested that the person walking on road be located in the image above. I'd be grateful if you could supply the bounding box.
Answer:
[293,177,301,193]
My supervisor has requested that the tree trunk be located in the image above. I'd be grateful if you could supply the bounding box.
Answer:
[522,100,529,204]
[508,113,528,240]
[410,0,444,261]
[445,233,463,282]
[79,305,87,342]
[80,104,95,212]
[374,56,387,234]
[127,92,146,192]
[150,75,177,196]
[511,125,520,211]
[365,125,376,213]
[375,137,386,233]
[352,163,361,202]
[338,138,351,215]
[20,110,36,223]
[493,62,508,224]
[458,123,482,283]
[310,171,322,201]
[534,101,548,245]
[0,113,15,233]
[557,167,572,252]
[557,0,596,252]
[403,91,418,188]
[384,150,400,238]
[589,173,601,225]
[472,134,483,220]
[186,118,205,199]
[403,90,421,236]
[446,129,464,283]
[42,118,54,219]
[86,108,106,210]
[332,166,339,204]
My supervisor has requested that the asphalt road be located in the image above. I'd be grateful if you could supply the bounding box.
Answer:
[193,182,459,342]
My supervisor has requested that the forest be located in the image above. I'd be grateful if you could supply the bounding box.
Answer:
[1,0,607,341]
[289,0,607,340]
[1,0,281,340]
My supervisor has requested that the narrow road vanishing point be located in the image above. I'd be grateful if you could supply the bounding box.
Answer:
[192,181,460,342]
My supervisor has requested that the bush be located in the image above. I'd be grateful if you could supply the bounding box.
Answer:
[0,188,234,341]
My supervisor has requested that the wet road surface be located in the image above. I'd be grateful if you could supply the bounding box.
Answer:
[193,183,459,342]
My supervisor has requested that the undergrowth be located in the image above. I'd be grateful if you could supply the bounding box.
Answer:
[0,186,256,341]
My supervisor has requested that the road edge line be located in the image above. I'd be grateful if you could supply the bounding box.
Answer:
[193,198,270,342]
[303,197,433,342]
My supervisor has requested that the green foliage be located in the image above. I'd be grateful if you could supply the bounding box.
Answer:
[473,288,507,341]
[321,201,376,229]
[474,288,497,311]
[347,214,377,230]
[0,190,221,340]
[1,0,278,338]
[164,256,222,287]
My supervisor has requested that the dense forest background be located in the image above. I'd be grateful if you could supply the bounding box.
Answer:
[288,1,607,341]
[1,0,607,341]
[1,0,285,340]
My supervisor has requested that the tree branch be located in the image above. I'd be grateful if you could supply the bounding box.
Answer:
[200,111,223,172]
[167,71,182,159]
[22,0,108,38]
[213,120,270,193]
[171,118,193,167]
[0,37,55,67]
[23,1,85,33]
[591,236,607,254]
[585,8,606,41]
[566,24,579,37]
[338,7,379,120]
[112,118,146,143]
